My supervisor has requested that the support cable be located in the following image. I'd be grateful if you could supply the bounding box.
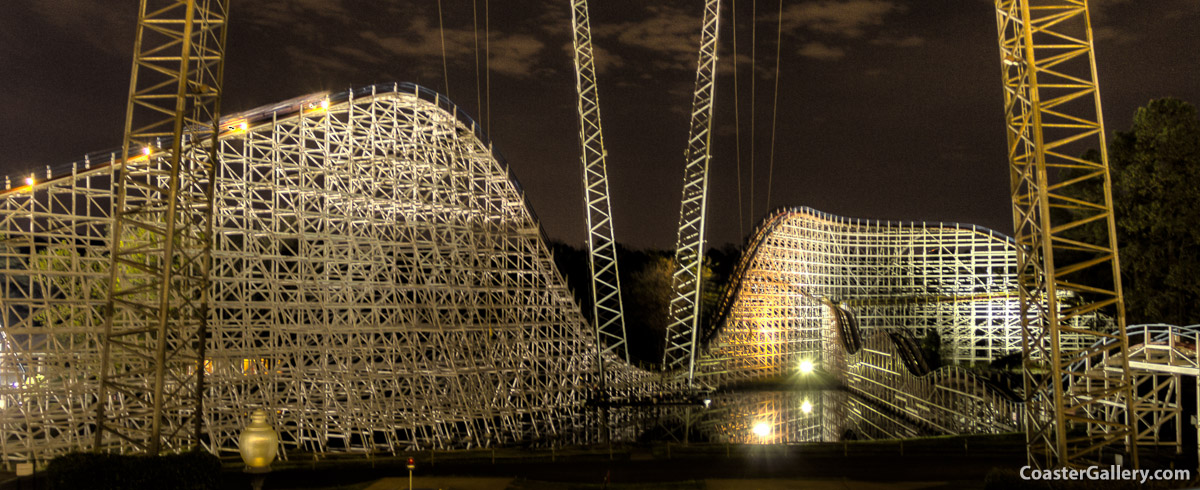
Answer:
[485,0,491,133]
[437,0,451,99]
[472,0,483,122]
[732,0,745,239]
[749,0,756,222]
[765,0,783,210]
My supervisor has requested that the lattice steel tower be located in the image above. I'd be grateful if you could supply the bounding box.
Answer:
[994,0,1137,468]
[94,0,229,454]
[662,0,722,381]
[569,0,631,365]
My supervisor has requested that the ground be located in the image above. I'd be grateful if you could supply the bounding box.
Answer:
[5,435,1194,489]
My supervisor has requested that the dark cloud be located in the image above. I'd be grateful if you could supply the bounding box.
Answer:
[870,34,925,47]
[558,41,626,75]
[243,0,355,29]
[779,0,902,38]
[283,45,359,74]
[797,42,846,60]
[596,5,701,70]
[26,1,134,56]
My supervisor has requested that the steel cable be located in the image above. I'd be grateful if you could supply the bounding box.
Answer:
[766,0,783,211]
[437,0,451,99]
[732,0,745,239]
[472,0,483,122]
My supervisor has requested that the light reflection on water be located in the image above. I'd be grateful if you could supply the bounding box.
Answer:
[612,390,924,445]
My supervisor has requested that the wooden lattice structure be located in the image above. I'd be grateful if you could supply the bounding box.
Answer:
[1,88,1189,467]
[0,84,654,462]
[696,208,1088,434]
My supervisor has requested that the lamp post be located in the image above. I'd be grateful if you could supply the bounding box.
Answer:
[406,457,416,490]
[239,409,279,490]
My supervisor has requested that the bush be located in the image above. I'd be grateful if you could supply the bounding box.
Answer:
[46,450,221,490]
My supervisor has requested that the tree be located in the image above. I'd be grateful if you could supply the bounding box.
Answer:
[1070,98,1200,325]
[624,253,673,364]
[549,241,741,367]
[1111,98,1200,325]
[918,329,944,370]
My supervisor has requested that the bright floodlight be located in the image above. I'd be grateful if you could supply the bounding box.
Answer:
[25,177,34,186]
[799,359,814,374]
[752,421,771,438]
[801,400,813,414]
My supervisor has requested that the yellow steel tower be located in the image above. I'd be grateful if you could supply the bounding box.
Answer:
[994,0,1137,468]
[94,0,228,454]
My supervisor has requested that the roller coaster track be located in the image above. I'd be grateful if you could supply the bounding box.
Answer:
[700,206,1019,349]
[683,207,1028,434]
[0,83,663,460]
[691,207,1196,446]
[0,89,1037,457]
[1,85,1192,463]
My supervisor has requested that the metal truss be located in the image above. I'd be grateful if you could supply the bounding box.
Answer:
[0,84,662,463]
[662,0,721,380]
[994,0,1136,468]
[568,0,630,364]
[95,0,229,454]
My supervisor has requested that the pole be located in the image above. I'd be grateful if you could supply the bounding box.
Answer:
[406,457,415,490]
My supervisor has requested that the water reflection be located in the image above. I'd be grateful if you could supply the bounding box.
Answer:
[611,390,926,445]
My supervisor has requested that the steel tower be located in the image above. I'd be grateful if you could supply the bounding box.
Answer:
[994,0,1137,468]
[662,0,722,381]
[94,0,229,454]
[569,0,631,365]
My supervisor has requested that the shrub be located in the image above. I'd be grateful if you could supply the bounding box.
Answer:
[46,450,221,490]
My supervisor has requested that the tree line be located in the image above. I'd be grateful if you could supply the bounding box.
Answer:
[1065,97,1200,326]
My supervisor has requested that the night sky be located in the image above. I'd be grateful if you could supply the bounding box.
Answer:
[1,1,1197,249]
